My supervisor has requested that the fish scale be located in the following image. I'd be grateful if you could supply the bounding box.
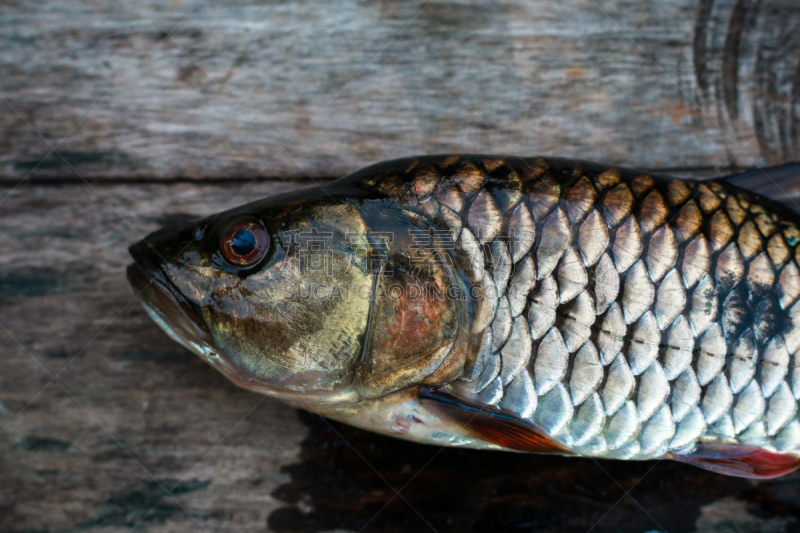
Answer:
[129,153,800,478]
[383,155,800,459]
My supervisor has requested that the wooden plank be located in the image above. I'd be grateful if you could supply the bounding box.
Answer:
[0,181,310,532]
[1,0,798,181]
[3,179,800,533]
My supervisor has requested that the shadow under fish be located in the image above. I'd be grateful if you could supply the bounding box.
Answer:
[268,410,800,533]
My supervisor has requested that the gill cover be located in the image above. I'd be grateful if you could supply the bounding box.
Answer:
[353,200,474,400]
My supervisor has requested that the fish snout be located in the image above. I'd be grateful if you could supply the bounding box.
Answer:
[127,224,212,348]
[128,220,200,270]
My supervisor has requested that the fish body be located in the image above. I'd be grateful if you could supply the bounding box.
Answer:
[128,155,800,478]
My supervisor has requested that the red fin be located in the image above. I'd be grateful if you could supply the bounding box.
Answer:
[671,444,800,479]
[418,387,571,454]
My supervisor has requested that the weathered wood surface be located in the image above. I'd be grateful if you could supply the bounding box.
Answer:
[3,180,800,533]
[0,182,307,532]
[3,0,800,531]
[1,0,799,181]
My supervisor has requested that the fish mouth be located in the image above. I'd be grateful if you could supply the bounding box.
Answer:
[127,243,270,392]
[126,246,212,351]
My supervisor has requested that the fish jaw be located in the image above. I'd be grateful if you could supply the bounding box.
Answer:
[126,256,210,349]
[126,251,239,379]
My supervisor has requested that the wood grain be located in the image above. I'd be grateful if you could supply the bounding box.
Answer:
[2,180,800,533]
[0,181,309,532]
[1,0,798,182]
[2,0,800,531]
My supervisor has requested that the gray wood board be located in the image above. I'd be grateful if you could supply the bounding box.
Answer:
[3,0,800,530]
[1,0,799,181]
[0,181,310,532]
[2,179,800,533]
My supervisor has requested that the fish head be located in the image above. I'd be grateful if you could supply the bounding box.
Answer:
[127,189,376,404]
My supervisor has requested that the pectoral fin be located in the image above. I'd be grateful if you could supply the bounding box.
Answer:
[418,387,571,454]
[671,444,800,479]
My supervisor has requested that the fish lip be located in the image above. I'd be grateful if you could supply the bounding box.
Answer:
[126,244,211,343]
[127,244,281,394]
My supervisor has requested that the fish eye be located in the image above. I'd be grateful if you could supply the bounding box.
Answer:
[219,220,269,267]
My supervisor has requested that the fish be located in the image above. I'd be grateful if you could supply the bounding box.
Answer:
[127,155,800,479]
